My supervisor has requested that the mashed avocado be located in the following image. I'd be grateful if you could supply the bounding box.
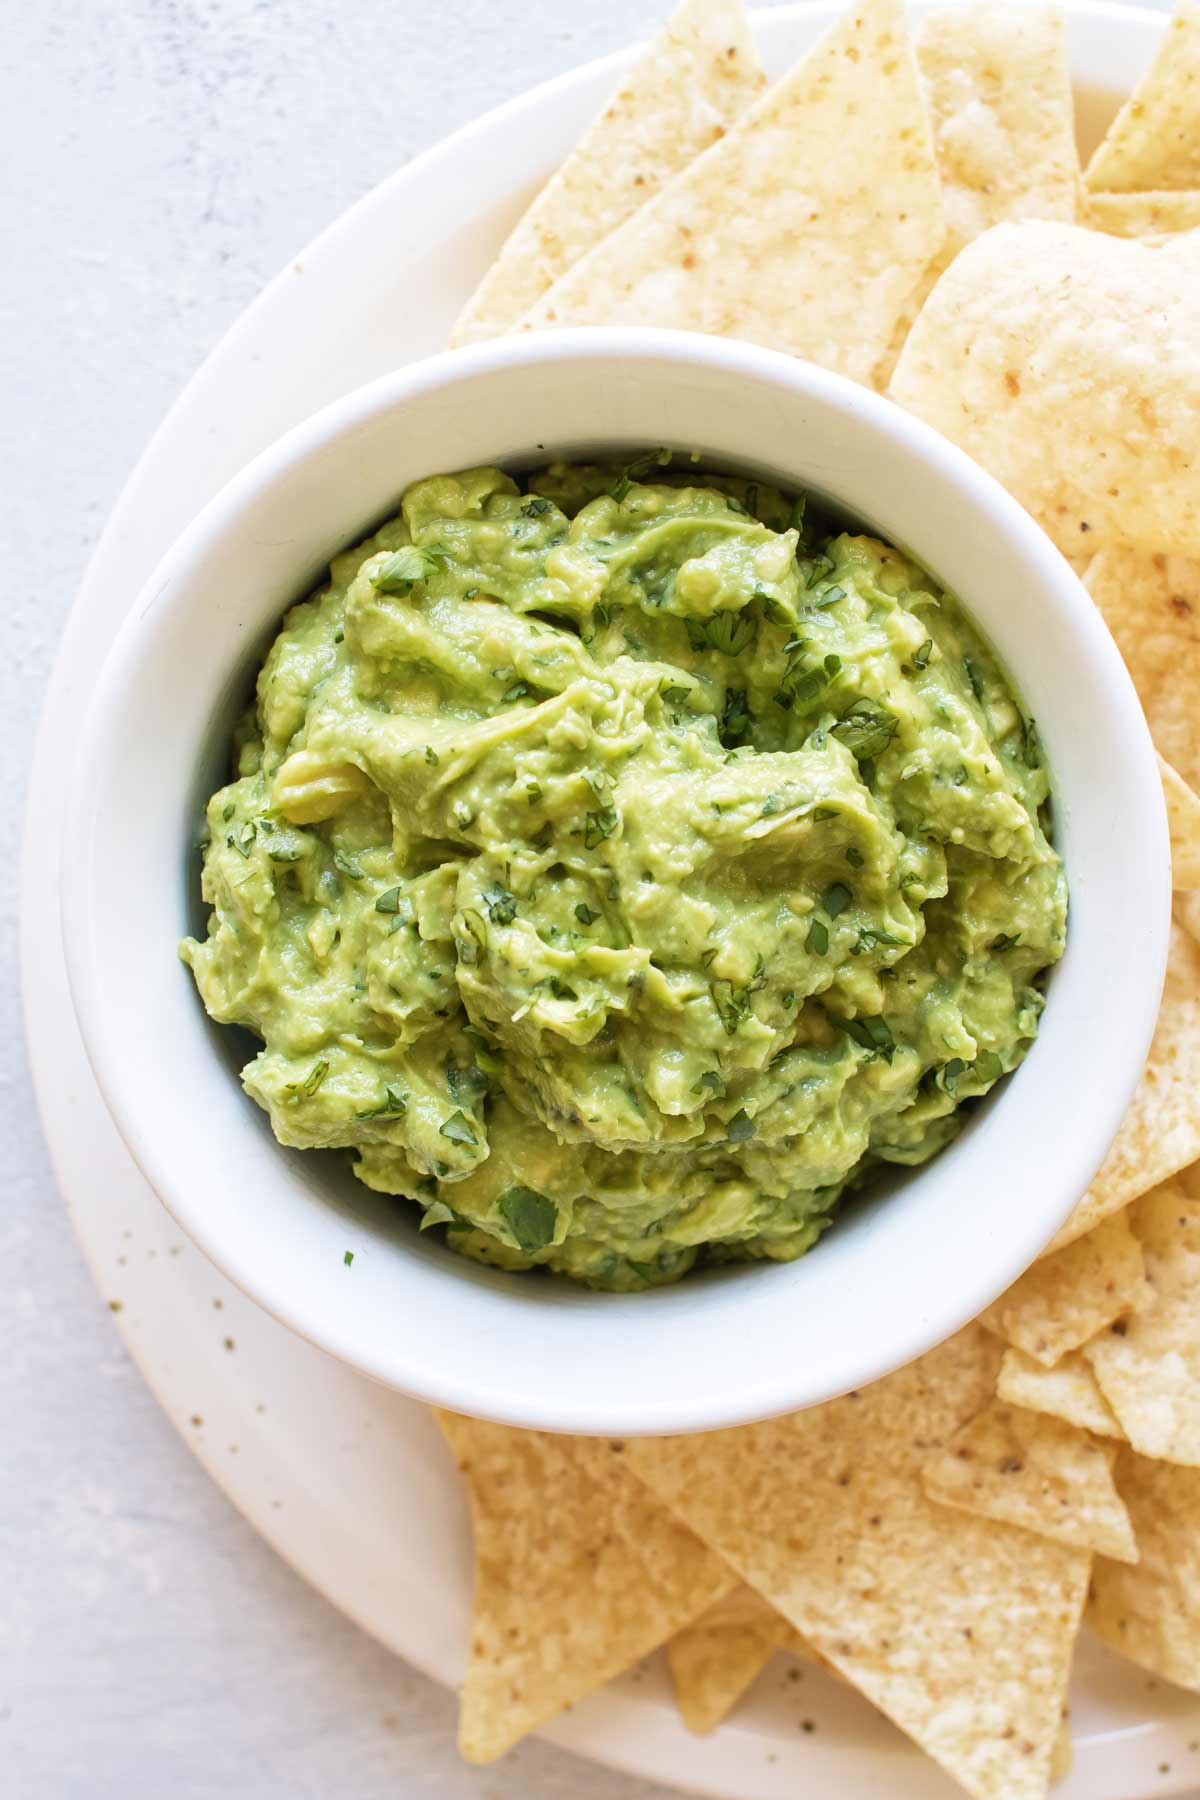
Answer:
[183,458,1066,1291]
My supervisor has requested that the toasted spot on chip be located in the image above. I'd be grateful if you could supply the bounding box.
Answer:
[1088,1450,1200,1690]
[449,0,764,345]
[890,223,1200,558]
[1085,1,1200,194]
[517,0,945,391]
[666,1584,792,1733]
[921,1401,1138,1562]
[981,1212,1149,1366]
[626,1329,1089,1800]
[1049,923,1200,1249]
[996,1346,1126,1441]
[436,1411,735,1761]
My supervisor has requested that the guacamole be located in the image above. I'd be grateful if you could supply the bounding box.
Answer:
[183,458,1066,1291]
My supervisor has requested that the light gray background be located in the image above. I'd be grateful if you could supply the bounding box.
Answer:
[0,3,1177,1798]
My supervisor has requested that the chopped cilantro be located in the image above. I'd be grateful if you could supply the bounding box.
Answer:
[439,1110,478,1147]
[287,1060,330,1101]
[832,700,899,761]
[356,1084,408,1120]
[498,1186,557,1252]
[482,882,518,925]
[829,1012,896,1061]
[726,1109,755,1143]
[584,805,618,848]
[373,543,447,592]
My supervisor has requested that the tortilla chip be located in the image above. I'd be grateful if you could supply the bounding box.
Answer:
[921,1402,1138,1563]
[980,1213,1149,1367]
[1085,0,1200,194]
[518,0,945,392]
[449,0,763,346]
[1179,888,1200,948]
[873,4,1080,384]
[1130,1178,1200,1292]
[916,4,1078,259]
[436,1411,735,1761]
[1082,548,1200,791]
[1086,189,1200,238]
[1048,924,1200,1249]
[782,1628,844,1678]
[890,222,1200,559]
[1087,1450,1200,1689]
[621,1328,1090,1800]
[1050,1717,1072,1784]
[666,1585,791,1733]
[996,1346,1125,1441]
[1162,756,1200,888]
[1082,1186,1200,1464]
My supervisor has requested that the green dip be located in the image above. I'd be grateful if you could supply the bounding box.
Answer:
[183,458,1066,1291]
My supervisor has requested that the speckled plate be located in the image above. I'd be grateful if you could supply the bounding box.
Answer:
[23,5,1200,1795]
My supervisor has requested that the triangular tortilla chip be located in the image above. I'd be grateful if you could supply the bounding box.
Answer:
[1082,548,1200,791]
[890,222,1200,558]
[450,0,763,346]
[1086,189,1200,238]
[1162,755,1200,888]
[1088,1450,1200,1689]
[1085,0,1200,194]
[1084,1186,1200,1464]
[1048,924,1200,1249]
[916,4,1079,260]
[519,0,945,392]
[921,1401,1138,1563]
[666,1585,791,1733]
[876,4,1079,383]
[621,1329,1090,1800]
[996,1346,1125,1441]
[436,1411,735,1761]
[980,1213,1149,1367]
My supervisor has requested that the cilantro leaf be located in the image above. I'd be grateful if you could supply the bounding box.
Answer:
[439,1110,478,1146]
[498,1186,558,1253]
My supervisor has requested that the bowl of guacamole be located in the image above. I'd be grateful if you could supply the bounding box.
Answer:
[64,331,1167,1431]
[182,455,1066,1293]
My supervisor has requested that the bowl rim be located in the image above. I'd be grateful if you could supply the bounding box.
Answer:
[60,326,1171,1434]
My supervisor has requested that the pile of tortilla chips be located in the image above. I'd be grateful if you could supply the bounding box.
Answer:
[434,2,1200,1795]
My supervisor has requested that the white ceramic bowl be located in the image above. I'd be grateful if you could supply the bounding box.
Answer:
[62,328,1169,1436]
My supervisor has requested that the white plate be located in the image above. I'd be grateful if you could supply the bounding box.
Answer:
[23,4,1200,1795]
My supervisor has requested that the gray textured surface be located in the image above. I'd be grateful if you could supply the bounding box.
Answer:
[2,3,1181,1799]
